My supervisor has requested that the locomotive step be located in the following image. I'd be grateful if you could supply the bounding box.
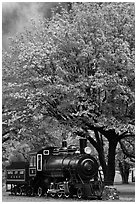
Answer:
[47,189,64,194]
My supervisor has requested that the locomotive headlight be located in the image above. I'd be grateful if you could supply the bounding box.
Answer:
[84,147,92,154]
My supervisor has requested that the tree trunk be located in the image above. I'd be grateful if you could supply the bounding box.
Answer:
[94,130,107,177]
[98,151,107,177]
[119,161,130,184]
[104,139,117,186]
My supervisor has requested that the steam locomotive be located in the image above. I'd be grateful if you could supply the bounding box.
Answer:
[6,138,103,199]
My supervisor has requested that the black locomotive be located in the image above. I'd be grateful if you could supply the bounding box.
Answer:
[6,138,103,199]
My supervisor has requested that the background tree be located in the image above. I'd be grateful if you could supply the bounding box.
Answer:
[3,2,135,185]
[116,138,135,184]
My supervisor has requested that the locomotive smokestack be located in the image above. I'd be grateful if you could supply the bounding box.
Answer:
[62,140,67,148]
[80,138,87,154]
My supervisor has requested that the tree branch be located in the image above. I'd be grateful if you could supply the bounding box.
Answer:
[2,136,10,143]
[118,133,135,140]
[119,140,135,159]
[2,128,20,143]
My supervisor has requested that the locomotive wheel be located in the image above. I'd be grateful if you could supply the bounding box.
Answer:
[26,187,33,196]
[37,187,43,197]
[18,187,22,196]
[64,193,70,198]
[57,192,63,198]
[11,188,14,195]
[77,188,83,199]
[50,193,56,198]
[13,187,18,196]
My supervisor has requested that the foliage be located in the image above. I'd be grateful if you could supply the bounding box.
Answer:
[115,136,135,183]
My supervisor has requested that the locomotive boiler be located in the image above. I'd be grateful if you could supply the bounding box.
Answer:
[6,138,103,199]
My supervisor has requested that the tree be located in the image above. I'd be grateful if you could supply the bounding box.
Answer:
[116,140,135,184]
[116,136,135,184]
[3,2,135,185]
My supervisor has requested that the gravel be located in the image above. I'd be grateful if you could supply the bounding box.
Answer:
[2,183,135,202]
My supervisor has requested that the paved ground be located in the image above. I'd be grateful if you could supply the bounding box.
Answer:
[114,183,135,202]
[2,183,135,202]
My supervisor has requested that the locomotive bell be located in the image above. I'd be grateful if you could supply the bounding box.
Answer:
[59,140,68,154]
[80,138,87,154]
[62,140,67,148]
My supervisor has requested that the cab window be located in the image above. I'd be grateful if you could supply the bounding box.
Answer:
[30,155,36,167]
[37,154,42,171]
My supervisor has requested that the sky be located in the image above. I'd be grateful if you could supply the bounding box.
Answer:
[2,1,135,49]
[2,2,68,49]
